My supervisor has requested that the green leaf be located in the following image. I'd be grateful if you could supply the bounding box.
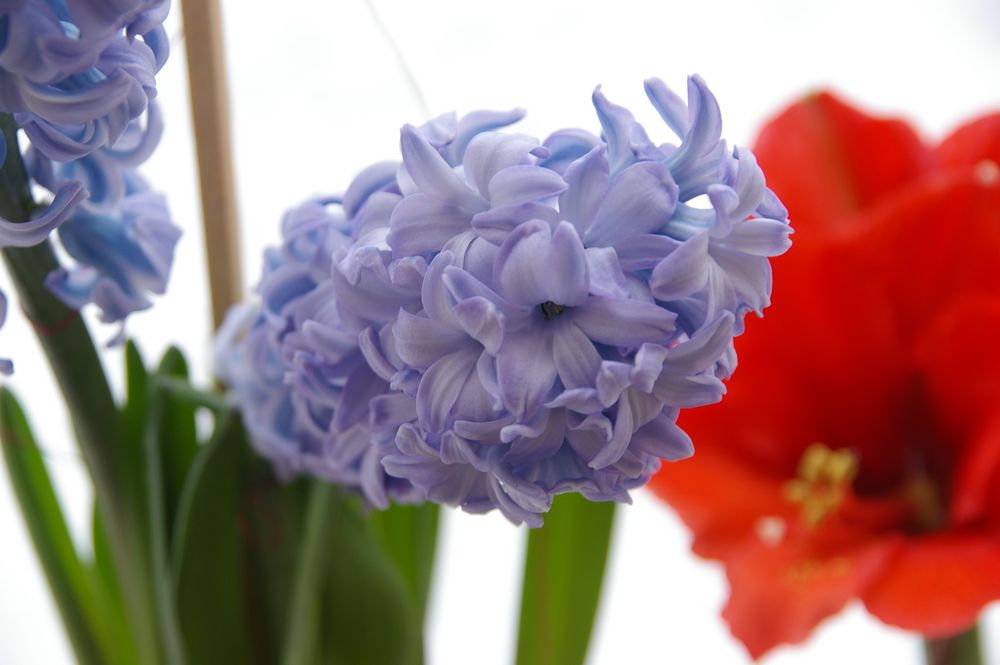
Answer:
[90,505,140,665]
[118,341,185,665]
[368,502,440,623]
[324,498,419,665]
[153,347,200,542]
[144,371,189,665]
[515,495,617,665]
[282,484,419,665]
[172,412,307,665]
[0,387,116,665]
[171,411,252,665]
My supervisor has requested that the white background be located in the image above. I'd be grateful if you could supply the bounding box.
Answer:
[2,0,1000,663]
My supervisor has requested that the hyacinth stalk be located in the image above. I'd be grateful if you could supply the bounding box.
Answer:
[0,114,171,665]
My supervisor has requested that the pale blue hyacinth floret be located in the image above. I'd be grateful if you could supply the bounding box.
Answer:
[0,0,178,366]
[219,77,791,525]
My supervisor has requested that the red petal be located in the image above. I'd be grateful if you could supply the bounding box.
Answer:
[753,92,929,237]
[848,172,1000,342]
[650,443,792,560]
[673,239,911,490]
[862,532,1000,636]
[950,413,1000,527]
[935,113,1000,171]
[723,536,899,659]
[914,295,1000,443]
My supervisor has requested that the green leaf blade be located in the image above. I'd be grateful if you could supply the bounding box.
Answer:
[369,502,440,625]
[0,387,116,665]
[515,495,617,665]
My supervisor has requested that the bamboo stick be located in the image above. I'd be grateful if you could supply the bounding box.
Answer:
[180,0,243,330]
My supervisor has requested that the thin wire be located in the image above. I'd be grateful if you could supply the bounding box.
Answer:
[362,0,432,120]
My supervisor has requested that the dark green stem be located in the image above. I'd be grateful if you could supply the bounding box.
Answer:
[0,114,165,664]
[924,625,983,665]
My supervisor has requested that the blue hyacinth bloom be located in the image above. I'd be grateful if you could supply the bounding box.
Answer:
[0,0,173,364]
[219,78,791,525]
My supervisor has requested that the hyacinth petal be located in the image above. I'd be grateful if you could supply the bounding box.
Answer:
[650,231,710,300]
[728,147,768,220]
[417,347,480,433]
[663,311,735,374]
[399,124,481,209]
[559,146,608,235]
[496,331,557,420]
[19,67,136,127]
[505,408,566,467]
[574,296,675,347]
[103,101,164,168]
[343,160,399,218]
[0,181,85,247]
[394,309,466,369]
[448,108,526,164]
[495,220,587,308]
[592,86,637,173]
[588,398,634,469]
[538,128,600,173]
[631,413,693,461]
[388,192,475,257]
[487,164,567,207]
[464,132,540,199]
[665,75,723,175]
[653,373,726,408]
[553,323,602,390]
[91,276,152,324]
[491,463,552,514]
[332,365,388,431]
[442,265,524,322]
[470,202,560,244]
[644,77,690,138]
[585,247,630,298]
[452,296,505,355]
[612,233,680,272]
[724,218,794,256]
[547,221,590,306]
[711,246,773,314]
[585,161,678,247]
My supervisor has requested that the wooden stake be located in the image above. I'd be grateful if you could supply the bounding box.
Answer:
[180,0,243,330]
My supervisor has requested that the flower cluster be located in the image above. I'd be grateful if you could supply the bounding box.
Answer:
[219,76,791,525]
[0,0,178,363]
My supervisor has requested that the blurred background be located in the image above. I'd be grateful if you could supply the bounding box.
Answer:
[2,0,999,662]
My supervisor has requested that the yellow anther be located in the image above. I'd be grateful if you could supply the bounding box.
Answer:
[783,443,858,528]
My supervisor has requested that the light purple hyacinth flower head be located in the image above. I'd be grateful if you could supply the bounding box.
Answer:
[220,77,791,526]
[0,0,168,163]
[0,1,173,364]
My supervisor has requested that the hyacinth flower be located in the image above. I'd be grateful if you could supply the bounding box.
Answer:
[217,110,527,508]
[221,76,792,526]
[0,0,168,162]
[0,0,174,359]
[0,0,169,246]
[651,94,1000,658]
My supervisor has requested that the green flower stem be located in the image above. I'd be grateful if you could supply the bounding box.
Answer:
[0,115,166,665]
[924,625,983,665]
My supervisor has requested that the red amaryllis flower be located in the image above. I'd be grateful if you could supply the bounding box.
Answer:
[650,93,1000,659]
